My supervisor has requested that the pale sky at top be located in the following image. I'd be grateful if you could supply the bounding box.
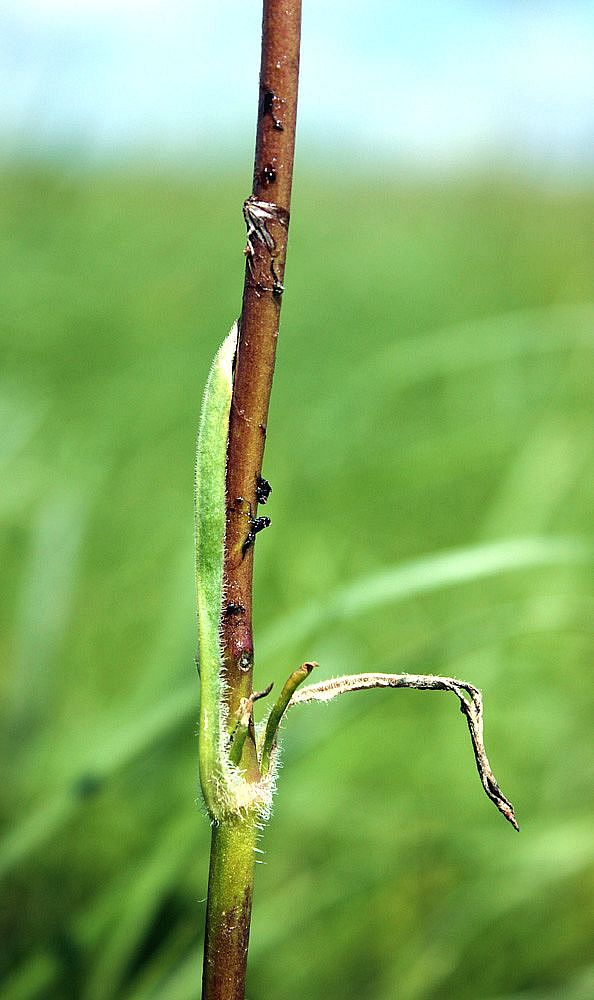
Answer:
[1,0,593,172]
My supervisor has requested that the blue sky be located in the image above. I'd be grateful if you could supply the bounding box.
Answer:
[1,0,593,172]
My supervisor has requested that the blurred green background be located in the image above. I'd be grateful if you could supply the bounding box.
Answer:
[1,160,593,999]
[2,11,594,1000]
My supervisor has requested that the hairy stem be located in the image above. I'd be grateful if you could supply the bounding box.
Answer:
[202,819,259,1000]
[222,0,302,728]
[202,4,302,998]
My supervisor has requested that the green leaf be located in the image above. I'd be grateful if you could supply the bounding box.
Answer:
[195,325,273,819]
[195,325,237,818]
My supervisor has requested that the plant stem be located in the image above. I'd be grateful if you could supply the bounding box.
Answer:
[201,4,301,998]
[202,818,259,1000]
[221,0,302,730]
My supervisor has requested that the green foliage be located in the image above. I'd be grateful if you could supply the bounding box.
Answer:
[0,163,593,999]
[194,323,252,819]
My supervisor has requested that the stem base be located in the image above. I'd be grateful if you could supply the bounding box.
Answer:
[202,819,258,1000]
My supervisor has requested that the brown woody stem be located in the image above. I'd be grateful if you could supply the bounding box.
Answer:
[202,4,302,999]
[222,0,302,734]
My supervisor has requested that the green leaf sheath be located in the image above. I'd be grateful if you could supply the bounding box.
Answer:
[195,325,237,819]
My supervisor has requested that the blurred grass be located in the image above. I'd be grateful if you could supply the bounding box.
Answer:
[0,161,593,999]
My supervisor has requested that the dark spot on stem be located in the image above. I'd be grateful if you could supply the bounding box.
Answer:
[225,602,245,617]
[238,652,252,672]
[262,89,274,115]
[261,88,283,130]
[242,515,271,556]
[256,476,272,505]
[261,163,276,185]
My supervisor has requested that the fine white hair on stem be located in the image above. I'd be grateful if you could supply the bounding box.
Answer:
[288,672,519,830]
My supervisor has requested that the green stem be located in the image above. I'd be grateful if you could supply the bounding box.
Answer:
[202,818,258,1000]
